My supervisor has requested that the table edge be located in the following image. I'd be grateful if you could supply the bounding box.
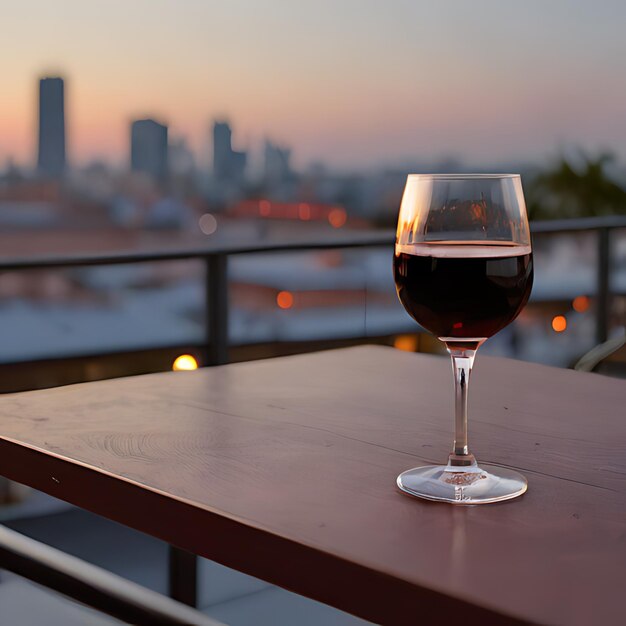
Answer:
[0,436,533,626]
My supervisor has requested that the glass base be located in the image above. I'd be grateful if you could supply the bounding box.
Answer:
[397,463,527,504]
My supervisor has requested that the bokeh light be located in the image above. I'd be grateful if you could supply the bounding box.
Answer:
[276,291,294,309]
[394,334,418,352]
[551,316,567,332]
[172,354,199,371]
[198,213,218,235]
[259,200,271,216]
[328,208,347,228]
[298,203,311,220]
[572,295,590,313]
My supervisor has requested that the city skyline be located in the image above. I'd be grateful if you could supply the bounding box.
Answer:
[3,1,626,170]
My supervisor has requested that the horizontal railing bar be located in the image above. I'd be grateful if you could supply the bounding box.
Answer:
[530,215,626,234]
[0,524,223,625]
[0,232,394,271]
[0,216,623,271]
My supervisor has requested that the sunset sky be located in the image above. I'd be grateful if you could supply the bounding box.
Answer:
[3,0,626,170]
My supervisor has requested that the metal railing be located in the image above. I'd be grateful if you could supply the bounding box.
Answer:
[531,216,625,343]
[0,524,222,624]
[0,215,624,364]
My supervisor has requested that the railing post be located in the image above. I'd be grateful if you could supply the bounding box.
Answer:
[205,254,229,366]
[596,227,611,345]
[167,254,229,607]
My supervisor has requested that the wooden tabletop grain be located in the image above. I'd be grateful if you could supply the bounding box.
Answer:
[0,346,624,625]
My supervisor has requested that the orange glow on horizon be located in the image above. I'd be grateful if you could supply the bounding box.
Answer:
[298,203,311,220]
[276,291,294,309]
[551,315,567,332]
[259,200,271,216]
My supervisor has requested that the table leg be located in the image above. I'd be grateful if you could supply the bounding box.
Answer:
[168,545,197,607]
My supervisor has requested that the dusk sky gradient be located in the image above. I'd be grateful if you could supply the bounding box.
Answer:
[3,0,626,169]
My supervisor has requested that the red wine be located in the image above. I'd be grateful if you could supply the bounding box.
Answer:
[394,241,533,340]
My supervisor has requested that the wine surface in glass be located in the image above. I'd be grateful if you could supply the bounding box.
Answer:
[394,241,533,340]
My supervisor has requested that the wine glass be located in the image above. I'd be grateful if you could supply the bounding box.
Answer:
[394,174,533,504]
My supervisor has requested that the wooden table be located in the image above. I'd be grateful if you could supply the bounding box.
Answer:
[0,346,624,625]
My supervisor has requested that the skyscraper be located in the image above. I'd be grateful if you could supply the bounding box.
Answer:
[264,139,292,186]
[213,122,232,181]
[212,121,246,183]
[37,77,66,178]
[130,119,168,182]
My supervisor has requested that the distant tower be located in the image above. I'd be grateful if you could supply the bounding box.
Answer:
[264,139,292,186]
[130,118,168,182]
[212,121,247,183]
[37,77,66,178]
[213,122,232,181]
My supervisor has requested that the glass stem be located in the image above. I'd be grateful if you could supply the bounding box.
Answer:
[446,344,478,468]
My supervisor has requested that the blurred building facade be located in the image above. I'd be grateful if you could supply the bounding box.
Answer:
[130,119,168,182]
[213,121,246,183]
[264,139,292,187]
[37,77,66,178]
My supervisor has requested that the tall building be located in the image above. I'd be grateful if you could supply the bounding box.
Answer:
[37,77,66,178]
[213,122,232,181]
[212,121,246,183]
[169,137,195,177]
[130,119,168,182]
[264,139,292,186]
